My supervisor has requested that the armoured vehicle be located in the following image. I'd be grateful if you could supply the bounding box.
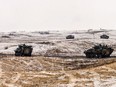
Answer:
[84,44,113,58]
[66,35,74,39]
[100,34,109,39]
[15,44,33,56]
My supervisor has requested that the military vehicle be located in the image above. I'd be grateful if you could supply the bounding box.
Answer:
[100,34,109,39]
[15,44,33,56]
[66,35,74,39]
[84,44,113,58]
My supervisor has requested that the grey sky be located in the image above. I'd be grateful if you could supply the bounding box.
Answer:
[0,0,116,31]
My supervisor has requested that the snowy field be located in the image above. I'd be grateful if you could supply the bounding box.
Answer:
[0,29,116,87]
[0,30,116,56]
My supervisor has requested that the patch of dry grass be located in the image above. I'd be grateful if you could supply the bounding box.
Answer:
[0,55,116,87]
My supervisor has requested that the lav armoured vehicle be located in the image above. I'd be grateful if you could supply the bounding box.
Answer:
[84,44,113,58]
[100,34,109,39]
[15,44,33,56]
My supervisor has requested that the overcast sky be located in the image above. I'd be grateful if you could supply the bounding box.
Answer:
[0,0,116,32]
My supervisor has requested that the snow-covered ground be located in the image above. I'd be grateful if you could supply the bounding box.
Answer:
[0,30,116,56]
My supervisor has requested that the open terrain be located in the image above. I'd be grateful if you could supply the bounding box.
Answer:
[0,30,116,87]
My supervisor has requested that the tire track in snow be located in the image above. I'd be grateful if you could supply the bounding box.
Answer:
[0,62,3,78]
[3,73,21,87]
[60,70,77,87]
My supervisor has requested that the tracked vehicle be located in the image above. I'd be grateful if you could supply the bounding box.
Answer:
[100,34,109,39]
[15,44,33,56]
[84,44,113,58]
[66,35,74,39]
